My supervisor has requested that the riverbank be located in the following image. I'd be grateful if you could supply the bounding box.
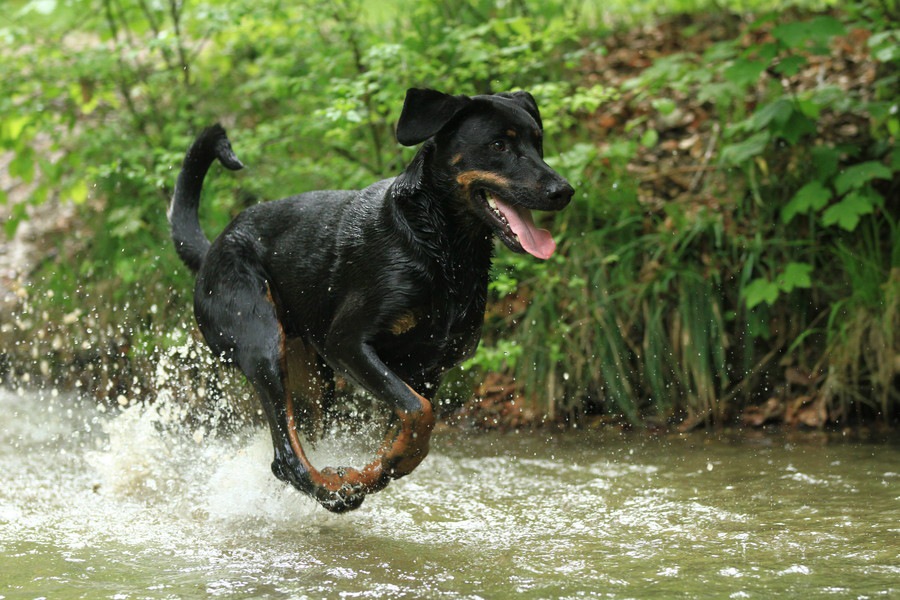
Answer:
[1,2,898,429]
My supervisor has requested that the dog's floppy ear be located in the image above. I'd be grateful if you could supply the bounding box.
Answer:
[496,91,543,131]
[396,88,472,146]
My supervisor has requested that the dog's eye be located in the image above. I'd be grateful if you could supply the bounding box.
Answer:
[489,140,508,152]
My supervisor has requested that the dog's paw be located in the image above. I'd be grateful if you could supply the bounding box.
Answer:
[313,472,368,513]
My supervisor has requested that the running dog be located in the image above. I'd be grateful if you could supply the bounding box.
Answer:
[169,88,573,512]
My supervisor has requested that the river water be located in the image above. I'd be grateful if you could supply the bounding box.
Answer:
[0,387,897,599]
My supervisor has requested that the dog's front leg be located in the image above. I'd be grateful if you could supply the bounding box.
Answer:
[321,337,436,488]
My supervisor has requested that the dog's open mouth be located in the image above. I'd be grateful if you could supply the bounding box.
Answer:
[478,189,556,260]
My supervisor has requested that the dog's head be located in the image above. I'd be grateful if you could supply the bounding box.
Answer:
[395,88,573,260]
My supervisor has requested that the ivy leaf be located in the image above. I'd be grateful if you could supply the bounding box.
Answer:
[821,190,877,231]
[782,181,832,223]
[833,161,892,195]
[744,277,780,309]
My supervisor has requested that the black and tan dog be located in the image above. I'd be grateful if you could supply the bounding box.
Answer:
[169,89,573,512]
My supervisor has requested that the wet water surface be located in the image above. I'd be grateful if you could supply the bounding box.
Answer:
[1,389,897,599]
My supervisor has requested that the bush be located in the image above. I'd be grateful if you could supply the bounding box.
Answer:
[2,0,898,427]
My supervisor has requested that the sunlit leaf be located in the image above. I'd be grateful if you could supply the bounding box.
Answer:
[743,277,780,309]
[779,262,813,292]
[67,180,90,204]
[19,0,57,15]
[1,116,31,145]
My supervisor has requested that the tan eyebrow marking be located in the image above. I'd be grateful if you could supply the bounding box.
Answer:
[455,170,511,191]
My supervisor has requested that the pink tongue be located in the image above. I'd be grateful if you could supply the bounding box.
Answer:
[493,197,556,260]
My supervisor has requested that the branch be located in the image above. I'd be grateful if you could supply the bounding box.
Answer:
[168,0,192,87]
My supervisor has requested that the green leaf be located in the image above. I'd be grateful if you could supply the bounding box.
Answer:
[868,31,900,62]
[774,55,807,77]
[651,97,676,116]
[779,110,816,144]
[744,277,780,309]
[772,16,845,51]
[4,203,28,238]
[10,150,37,183]
[724,58,766,87]
[19,0,57,15]
[782,180,832,223]
[108,206,144,238]
[66,180,90,204]
[778,262,813,292]
[821,190,876,231]
[833,161,892,195]
[640,129,659,148]
[0,116,31,145]
[811,145,840,180]
[746,98,793,132]
[721,131,770,166]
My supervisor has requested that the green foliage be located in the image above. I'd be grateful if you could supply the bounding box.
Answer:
[500,4,900,424]
[2,0,898,426]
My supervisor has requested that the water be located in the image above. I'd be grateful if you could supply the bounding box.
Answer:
[1,388,897,599]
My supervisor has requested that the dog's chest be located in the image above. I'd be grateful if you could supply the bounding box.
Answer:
[378,280,486,371]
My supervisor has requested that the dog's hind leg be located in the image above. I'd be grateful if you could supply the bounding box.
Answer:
[195,263,369,512]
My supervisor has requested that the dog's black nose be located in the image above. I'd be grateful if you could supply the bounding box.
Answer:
[547,179,574,207]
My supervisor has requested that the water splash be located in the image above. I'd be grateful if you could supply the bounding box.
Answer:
[1,386,897,598]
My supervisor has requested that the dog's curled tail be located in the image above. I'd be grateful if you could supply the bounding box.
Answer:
[169,124,244,273]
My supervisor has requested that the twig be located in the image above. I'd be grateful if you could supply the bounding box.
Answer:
[690,121,720,192]
[631,163,719,182]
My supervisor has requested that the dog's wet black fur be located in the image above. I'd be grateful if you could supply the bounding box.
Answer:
[169,89,573,512]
